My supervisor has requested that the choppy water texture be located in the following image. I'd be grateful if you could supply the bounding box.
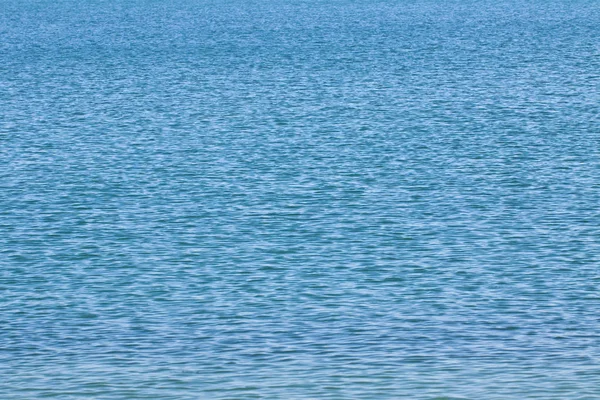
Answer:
[2,0,600,398]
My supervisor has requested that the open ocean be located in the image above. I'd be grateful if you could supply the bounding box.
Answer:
[2,0,600,398]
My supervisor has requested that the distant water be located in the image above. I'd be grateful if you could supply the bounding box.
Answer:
[2,0,600,398]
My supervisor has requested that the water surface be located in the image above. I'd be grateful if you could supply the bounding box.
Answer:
[2,0,600,398]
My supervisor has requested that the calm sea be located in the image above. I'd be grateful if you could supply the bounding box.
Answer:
[2,0,600,398]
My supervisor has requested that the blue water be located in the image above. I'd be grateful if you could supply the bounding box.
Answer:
[2,0,600,398]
